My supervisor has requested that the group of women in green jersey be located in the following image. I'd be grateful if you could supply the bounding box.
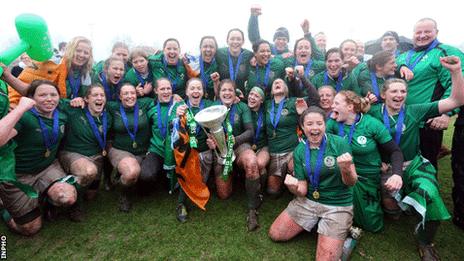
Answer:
[1,10,464,261]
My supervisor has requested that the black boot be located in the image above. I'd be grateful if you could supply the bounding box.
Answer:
[246,178,261,231]
[43,202,59,222]
[247,209,259,231]
[417,221,441,261]
[119,186,132,213]
[68,202,84,222]
[176,203,188,223]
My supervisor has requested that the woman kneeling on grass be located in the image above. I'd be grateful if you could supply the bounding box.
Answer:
[368,56,464,261]
[58,84,111,220]
[207,79,261,231]
[269,106,357,261]
[169,78,214,222]
[0,80,76,236]
[106,83,153,212]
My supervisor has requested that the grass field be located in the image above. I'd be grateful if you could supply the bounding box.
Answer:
[1,126,463,260]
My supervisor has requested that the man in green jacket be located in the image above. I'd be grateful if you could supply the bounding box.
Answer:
[396,18,464,171]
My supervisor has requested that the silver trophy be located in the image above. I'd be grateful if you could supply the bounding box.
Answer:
[195,105,235,165]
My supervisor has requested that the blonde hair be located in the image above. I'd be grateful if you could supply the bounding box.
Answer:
[64,36,93,75]
[338,90,370,113]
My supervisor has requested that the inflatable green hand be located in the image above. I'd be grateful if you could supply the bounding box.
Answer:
[0,13,53,76]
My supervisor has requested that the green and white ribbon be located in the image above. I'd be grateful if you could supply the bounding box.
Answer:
[222,120,235,180]
[185,108,198,149]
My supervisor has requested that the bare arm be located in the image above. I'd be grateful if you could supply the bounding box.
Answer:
[337,152,358,186]
[438,56,464,114]
[0,64,29,96]
[0,97,35,146]
[284,175,308,197]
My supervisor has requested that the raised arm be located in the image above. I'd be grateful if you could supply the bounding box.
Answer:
[247,6,262,45]
[337,152,357,186]
[0,64,29,95]
[284,175,308,197]
[0,96,35,146]
[301,19,325,61]
[438,56,464,114]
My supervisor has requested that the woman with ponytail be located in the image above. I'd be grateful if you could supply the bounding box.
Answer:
[357,51,397,103]
[326,90,403,233]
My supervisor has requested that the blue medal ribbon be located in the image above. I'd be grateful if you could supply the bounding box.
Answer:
[227,49,243,81]
[30,108,60,152]
[219,101,237,132]
[67,72,81,99]
[294,59,313,89]
[270,98,286,132]
[156,98,173,138]
[406,39,440,71]
[84,108,108,152]
[220,103,237,133]
[271,46,277,55]
[186,99,204,134]
[253,107,264,145]
[134,69,148,86]
[199,56,215,92]
[255,62,271,88]
[162,57,181,92]
[338,114,360,144]
[369,71,381,100]
[324,71,343,92]
[305,136,327,192]
[228,104,237,128]
[119,102,139,144]
[383,105,405,145]
[100,72,120,101]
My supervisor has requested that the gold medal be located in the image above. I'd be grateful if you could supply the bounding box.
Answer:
[102,150,107,157]
[312,190,320,199]
[132,141,137,149]
[44,149,51,158]
[205,93,208,98]
[252,144,257,151]
[272,130,276,138]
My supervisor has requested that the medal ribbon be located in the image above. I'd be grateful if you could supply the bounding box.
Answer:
[68,72,81,99]
[255,62,271,88]
[253,107,264,145]
[324,71,343,92]
[370,71,381,100]
[100,72,121,101]
[84,108,107,151]
[305,136,327,192]
[294,59,313,89]
[119,102,139,144]
[270,98,286,132]
[228,49,243,81]
[162,57,181,92]
[338,114,360,144]
[406,39,440,71]
[134,69,148,86]
[199,56,215,92]
[30,108,60,153]
[156,98,173,139]
[383,105,405,145]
